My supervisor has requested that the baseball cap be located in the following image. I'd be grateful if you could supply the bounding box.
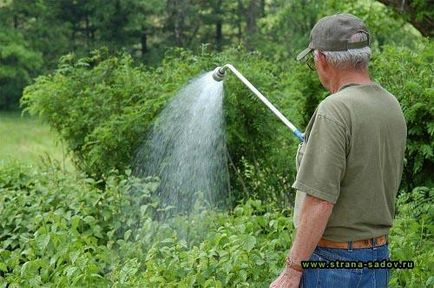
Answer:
[296,13,370,61]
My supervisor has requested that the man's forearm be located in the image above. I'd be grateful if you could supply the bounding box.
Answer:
[289,194,334,264]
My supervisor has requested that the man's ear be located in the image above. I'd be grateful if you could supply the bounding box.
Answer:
[316,51,327,69]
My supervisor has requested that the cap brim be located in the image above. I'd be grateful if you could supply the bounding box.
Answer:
[296,47,313,61]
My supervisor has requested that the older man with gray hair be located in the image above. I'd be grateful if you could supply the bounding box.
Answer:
[270,13,406,288]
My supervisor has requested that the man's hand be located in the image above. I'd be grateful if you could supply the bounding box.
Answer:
[269,267,302,288]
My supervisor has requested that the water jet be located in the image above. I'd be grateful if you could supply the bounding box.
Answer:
[133,72,229,218]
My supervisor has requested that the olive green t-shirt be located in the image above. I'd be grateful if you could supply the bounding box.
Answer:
[292,83,407,241]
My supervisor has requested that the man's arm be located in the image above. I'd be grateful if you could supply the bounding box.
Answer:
[290,194,334,267]
[269,194,334,288]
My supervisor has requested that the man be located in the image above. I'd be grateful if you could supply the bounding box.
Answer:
[270,13,407,288]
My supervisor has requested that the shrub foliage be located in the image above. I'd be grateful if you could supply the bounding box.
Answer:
[371,41,434,190]
[0,164,432,287]
[22,42,434,202]
[22,47,309,203]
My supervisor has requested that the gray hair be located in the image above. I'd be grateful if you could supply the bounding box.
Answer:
[315,32,371,70]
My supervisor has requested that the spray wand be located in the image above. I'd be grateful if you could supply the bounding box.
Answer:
[212,64,304,142]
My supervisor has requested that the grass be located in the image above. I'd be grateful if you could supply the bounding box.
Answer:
[0,111,72,168]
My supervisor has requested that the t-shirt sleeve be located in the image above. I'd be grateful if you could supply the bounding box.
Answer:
[292,113,348,204]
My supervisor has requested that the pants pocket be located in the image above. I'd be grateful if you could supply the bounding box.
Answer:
[301,251,362,288]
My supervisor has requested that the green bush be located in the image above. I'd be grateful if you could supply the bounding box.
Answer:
[0,162,158,287]
[0,163,293,287]
[22,41,433,203]
[22,47,308,204]
[389,186,434,287]
[371,41,434,189]
[22,49,179,178]
[0,163,432,287]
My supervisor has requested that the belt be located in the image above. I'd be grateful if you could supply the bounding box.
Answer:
[318,235,387,249]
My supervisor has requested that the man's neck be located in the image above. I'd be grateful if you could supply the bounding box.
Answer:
[328,69,372,93]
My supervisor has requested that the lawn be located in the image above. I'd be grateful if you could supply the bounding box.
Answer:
[0,111,72,168]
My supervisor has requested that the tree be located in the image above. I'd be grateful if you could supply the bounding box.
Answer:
[0,29,42,110]
[245,0,260,49]
[377,0,434,37]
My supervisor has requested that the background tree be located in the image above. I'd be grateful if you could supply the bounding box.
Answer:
[0,28,42,110]
[377,0,434,37]
[0,0,429,110]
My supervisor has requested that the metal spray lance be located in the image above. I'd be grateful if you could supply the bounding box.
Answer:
[212,64,304,142]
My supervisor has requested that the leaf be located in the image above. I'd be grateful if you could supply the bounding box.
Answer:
[20,261,31,277]
[36,234,50,252]
[65,266,78,277]
[124,230,132,241]
[243,235,256,252]
[70,251,80,265]
[120,259,140,284]
[21,260,44,278]
[71,215,81,231]
[83,216,96,225]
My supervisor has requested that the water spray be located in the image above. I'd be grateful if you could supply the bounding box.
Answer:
[212,64,304,142]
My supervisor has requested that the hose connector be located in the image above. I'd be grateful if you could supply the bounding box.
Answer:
[212,67,226,82]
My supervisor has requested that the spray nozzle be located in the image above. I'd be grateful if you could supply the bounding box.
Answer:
[212,66,226,82]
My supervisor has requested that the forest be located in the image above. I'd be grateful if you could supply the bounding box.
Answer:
[0,0,433,287]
